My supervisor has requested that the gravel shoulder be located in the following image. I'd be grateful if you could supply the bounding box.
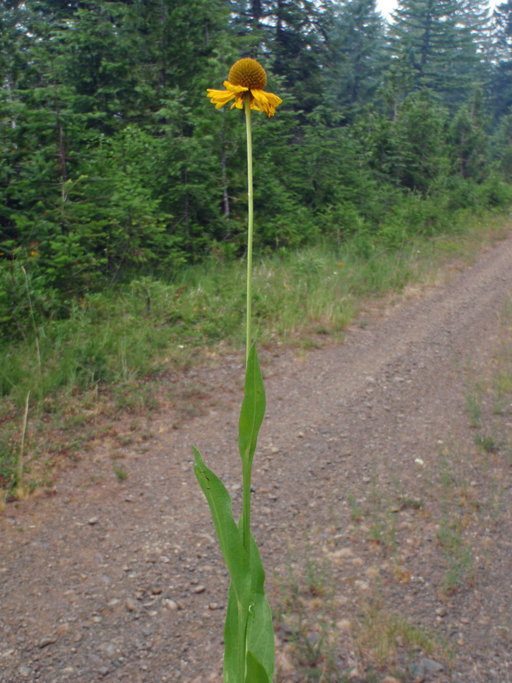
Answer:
[2,231,512,682]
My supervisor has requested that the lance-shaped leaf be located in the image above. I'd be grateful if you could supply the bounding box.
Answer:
[239,344,266,468]
[246,533,275,680]
[193,448,250,605]
[223,534,275,682]
[194,448,274,682]
[223,582,243,682]
[246,650,270,682]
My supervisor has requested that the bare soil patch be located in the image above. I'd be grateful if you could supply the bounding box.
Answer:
[2,231,512,682]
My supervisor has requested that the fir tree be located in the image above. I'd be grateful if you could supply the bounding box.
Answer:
[389,0,480,108]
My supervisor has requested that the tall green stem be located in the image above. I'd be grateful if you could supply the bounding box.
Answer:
[244,97,253,367]
[243,96,253,552]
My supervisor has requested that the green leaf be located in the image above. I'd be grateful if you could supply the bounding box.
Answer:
[245,650,270,682]
[246,534,275,680]
[224,573,274,683]
[223,582,244,682]
[195,448,274,682]
[194,353,274,683]
[227,519,275,681]
[193,447,250,605]
[239,344,266,469]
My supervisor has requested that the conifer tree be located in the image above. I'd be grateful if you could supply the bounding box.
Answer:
[389,0,480,108]
[269,0,327,110]
[492,0,512,118]
[495,0,512,48]
[323,0,387,117]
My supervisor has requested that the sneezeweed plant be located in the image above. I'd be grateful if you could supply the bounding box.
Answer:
[194,58,282,682]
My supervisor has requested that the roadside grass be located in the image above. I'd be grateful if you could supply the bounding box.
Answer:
[354,598,447,676]
[436,298,512,591]
[0,210,511,498]
[274,545,341,680]
[273,537,450,681]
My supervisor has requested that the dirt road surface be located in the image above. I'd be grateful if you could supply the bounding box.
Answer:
[2,231,512,682]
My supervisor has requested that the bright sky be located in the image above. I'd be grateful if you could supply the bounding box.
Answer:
[376,0,498,18]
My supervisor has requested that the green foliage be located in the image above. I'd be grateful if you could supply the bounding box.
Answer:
[238,346,266,473]
[391,92,450,193]
[2,206,510,411]
[194,347,274,682]
[0,434,17,494]
[1,0,512,339]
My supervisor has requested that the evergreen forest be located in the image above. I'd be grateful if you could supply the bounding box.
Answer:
[2,0,512,359]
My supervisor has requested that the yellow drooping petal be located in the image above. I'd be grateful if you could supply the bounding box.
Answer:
[250,89,283,117]
[224,81,249,95]
[207,82,249,110]
[263,91,283,109]
[206,88,236,109]
[230,96,244,110]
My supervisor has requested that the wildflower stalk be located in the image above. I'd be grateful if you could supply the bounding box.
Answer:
[196,58,281,682]
[243,95,254,553]
[245,97,254,366]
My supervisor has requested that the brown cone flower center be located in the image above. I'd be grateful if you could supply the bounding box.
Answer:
[229,58,267,90]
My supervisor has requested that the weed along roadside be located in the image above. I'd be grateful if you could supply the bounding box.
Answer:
[194,58,282,680]
[1,227,512,680]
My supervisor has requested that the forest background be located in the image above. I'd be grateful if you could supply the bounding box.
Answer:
[3,0,512,489]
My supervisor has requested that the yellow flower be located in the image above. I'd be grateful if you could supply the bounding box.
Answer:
[207,58,282,117]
